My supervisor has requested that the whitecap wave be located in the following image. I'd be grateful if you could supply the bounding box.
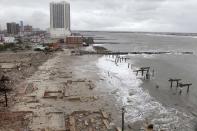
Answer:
[96,55,194,130]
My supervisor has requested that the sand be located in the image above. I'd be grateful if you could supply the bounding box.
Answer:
[0,49,122,131]
[0,48,195,130]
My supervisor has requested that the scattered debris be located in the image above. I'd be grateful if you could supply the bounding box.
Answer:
[0,111,33,130]
[0,63,16,69]
[146,124,154,131]
[101,111,109,119]
[47,112,66,131]
[116,127,121,131]
[103,119,110,129]
[65,111,116,131]
[68,96,81,101]
[43,91,63,99]
[169,78,192,94]
[111,89,119,94]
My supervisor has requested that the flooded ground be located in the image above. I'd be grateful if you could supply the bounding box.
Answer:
[11,50,121,130]
[5,48,193,130]
[2,32,197,130]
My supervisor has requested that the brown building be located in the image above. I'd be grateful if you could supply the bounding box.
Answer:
[24,25,33,32]
[66,36,83,44]
[66,36,83,48]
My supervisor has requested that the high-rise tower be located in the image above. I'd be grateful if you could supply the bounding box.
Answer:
[50,1,71,38]
[6,22,20,35]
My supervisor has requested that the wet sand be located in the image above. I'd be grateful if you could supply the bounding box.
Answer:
[0,51,54,130]
[11,49,123,130]
[2,48,195,130]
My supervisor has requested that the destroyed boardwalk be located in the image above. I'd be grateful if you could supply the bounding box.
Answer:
[11,50,121,131]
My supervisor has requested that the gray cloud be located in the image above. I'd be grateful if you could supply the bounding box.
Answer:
[0,0,197,32]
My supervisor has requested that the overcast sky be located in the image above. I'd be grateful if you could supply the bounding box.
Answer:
[0,0,197,32]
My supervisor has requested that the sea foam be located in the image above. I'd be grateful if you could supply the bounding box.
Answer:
[96,55,194,130]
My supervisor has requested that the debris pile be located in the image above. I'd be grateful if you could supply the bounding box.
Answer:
[64,79,97,102]
[65,111,118,131]
[0,111,33,130]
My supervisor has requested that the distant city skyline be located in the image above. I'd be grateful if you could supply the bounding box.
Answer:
[0,0,197,32]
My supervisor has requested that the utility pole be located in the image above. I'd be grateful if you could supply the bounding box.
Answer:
[122,107,125,131]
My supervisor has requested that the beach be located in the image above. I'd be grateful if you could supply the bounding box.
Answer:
[1,32,197,130]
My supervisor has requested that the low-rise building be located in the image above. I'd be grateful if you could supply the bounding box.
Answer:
[0,34,4,42]
[4,37,16,44]
[66,36,83,44]
[24,25,33,32]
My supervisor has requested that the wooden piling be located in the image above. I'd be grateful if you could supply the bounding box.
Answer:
[187,86,190,93]
[176,81,179,87]
[170,81,173,88]
[4,90,7,107]
[146,73,150,80]
[141,70,144,76]
[152,69,155,77]
[136,71,139,76]
[168,79,182,88]
[179,83,192,93]
[179,88,182,94]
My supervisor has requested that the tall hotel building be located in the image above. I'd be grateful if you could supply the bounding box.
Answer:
[50,1,71,38]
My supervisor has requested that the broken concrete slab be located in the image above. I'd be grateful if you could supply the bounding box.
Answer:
[0,111,33,130]
[0,63,17,69]
[43,87,64,99]
[47,112,66,131]
[101,111,109,119]
[24,96,39,103]
[64,80,96,97]
[68,96,81,101]
[65,111,112,131]
[43,92,59,99]
[103,119,110,129]
[69,116,76,131]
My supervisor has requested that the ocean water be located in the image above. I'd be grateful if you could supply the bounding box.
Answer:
[80,31,197,130]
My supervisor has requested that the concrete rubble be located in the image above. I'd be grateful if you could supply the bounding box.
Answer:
[65,111,114,131]
[0,50,122,131]
[0,51,53,130]
[0,49,153,130]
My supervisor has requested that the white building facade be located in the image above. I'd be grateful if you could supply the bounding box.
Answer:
[50,1,71,38]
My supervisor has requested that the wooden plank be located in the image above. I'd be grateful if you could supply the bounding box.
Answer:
[68,97,81,101]
[0,63,16,69]
[103,119,110,129]
[43,92,58,99]
[101,111,109,119]
[48,112,66,131]
[64,87,70,97]
[116,127,121,131]
[69,116,76,131]
[45,90,62,93]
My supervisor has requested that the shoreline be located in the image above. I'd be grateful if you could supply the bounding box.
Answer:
[96,54,195,130]
[0,45,196,130]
